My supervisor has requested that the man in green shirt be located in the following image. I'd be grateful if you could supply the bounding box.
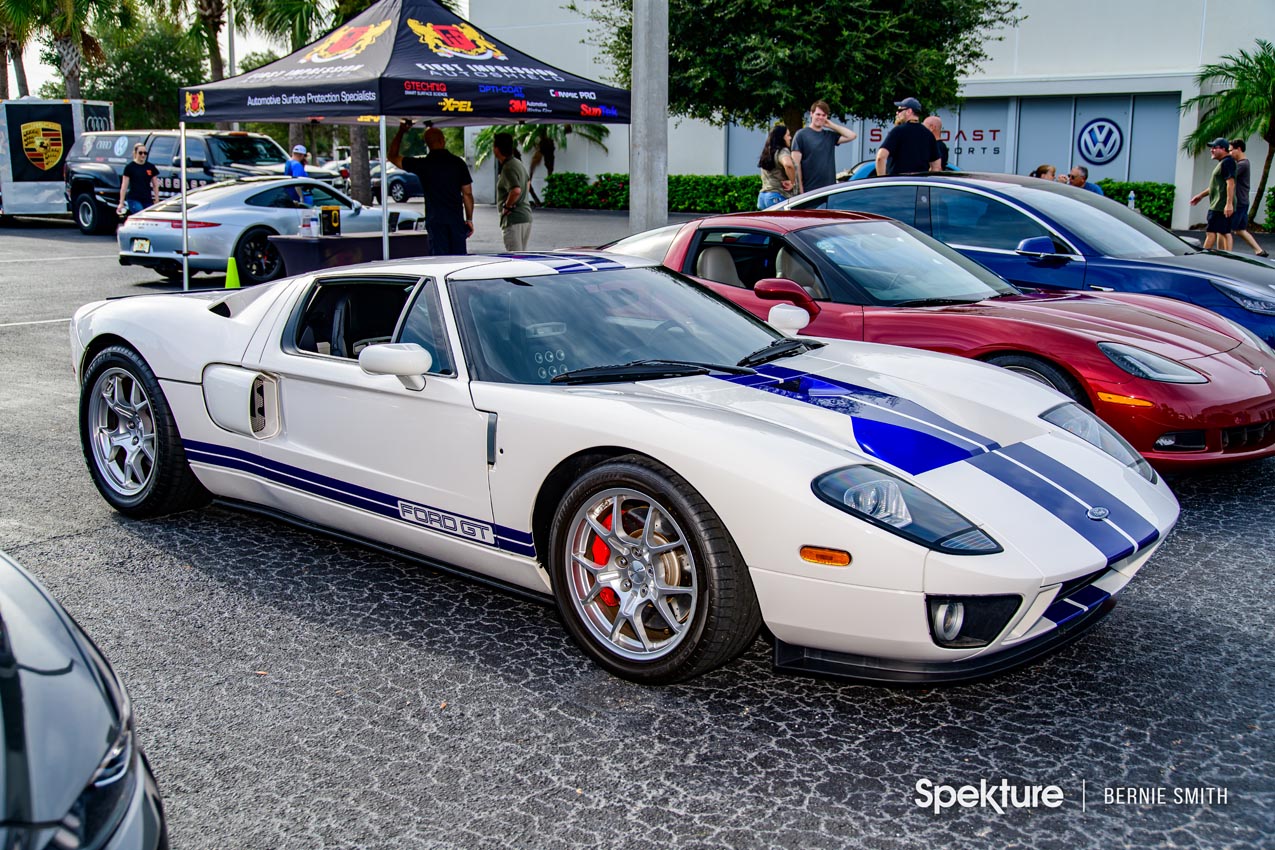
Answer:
[1189,138,1236,251]
[494,133,532,251]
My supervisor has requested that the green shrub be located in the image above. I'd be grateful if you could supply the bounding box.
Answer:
[1096,180,1175,226]
[1265,184,1273,229]
[544,171,762,213]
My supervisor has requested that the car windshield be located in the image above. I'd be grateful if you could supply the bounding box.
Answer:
[208,136,288,166]
[448,265,782,384]
[791,221,1019,305]
[604,224,684,262]
[1000,184,1192,259]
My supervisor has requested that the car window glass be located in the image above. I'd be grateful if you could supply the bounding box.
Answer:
[690,230,776,288]
[1001,185,1190,258]
[294,279,416,359]
[397,278,454,375]
[148,137,178,165]
[449,267,779,384]
[793,220,1018,305]
[930,188,1050,250]
[307,186,350,208]
[208,135,287,166]
[605,224,683,263]
[824,186,918,225]
[247,186,300,208]
[185,138,208,162]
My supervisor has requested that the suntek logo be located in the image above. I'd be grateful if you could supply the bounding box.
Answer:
[580,103,618,118]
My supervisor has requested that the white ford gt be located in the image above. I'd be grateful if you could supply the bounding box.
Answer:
[71,253,1179,685]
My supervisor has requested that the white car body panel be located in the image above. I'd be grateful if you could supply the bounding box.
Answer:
[70,253,1181,680]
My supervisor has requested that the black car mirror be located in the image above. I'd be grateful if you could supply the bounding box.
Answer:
[1015,236,1068,259]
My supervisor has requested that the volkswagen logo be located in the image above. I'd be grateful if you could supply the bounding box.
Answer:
[1087,506,1111,521]
[1078,118,1123,166]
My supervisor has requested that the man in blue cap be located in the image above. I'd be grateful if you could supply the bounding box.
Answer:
[875,97,941,176]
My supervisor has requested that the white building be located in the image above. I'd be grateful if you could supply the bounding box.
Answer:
[464,0,1274,228]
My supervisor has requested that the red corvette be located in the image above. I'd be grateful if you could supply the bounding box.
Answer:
[609,210,1275,469]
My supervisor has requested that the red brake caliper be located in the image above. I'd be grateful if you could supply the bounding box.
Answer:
[592,512,620,607]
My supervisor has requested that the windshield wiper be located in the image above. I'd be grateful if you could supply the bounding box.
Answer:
[736,337,824,368]
[551,359,754,385]
[892,297,981,307]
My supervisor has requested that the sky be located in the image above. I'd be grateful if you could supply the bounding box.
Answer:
[15,28,276,95]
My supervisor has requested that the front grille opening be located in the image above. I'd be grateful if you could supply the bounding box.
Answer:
[1221,420,1274,452]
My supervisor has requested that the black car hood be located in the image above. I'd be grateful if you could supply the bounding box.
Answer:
[1130,250,1275,286]
[0,552,116,825]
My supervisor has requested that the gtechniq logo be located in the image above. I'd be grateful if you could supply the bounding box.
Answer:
[915,778,1064,814]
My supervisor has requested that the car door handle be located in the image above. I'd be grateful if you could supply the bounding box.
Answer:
[1089,285,1114,292]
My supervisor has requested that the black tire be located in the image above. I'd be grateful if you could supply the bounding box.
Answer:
[986,353,1087,404]
[79,345,211,518]
[75,191,116,235]
[233,226,285,285]
[389,179,407,203]
[548,455,762,684]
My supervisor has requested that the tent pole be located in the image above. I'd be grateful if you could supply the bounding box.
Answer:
[380,116,389,260]
[180,122,189,292]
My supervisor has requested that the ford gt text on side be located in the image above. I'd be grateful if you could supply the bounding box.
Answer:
[72,254,1178,685]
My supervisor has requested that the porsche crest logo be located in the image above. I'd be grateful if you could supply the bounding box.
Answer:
[302,20,392,63]
[20,121,63,170]
[184,91,205,117]
[407,19,506,61]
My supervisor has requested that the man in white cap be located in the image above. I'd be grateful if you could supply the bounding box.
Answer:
[283,144,312,206]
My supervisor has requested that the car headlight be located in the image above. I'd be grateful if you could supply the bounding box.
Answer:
[1097,342,1207,383]
[51,634,139,850]
[812,465,1001,554]
[1212,279,1275,316]
[1041,402,1156,483]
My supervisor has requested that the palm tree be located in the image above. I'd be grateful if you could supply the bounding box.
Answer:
[1182,39,1275,222]
[0,7,32,98]
[0,0,130,99]
[242,0,335,149]
[472,123,610,167]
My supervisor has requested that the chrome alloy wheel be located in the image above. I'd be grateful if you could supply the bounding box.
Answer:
[565,487,698,661]
[87,367,156,496]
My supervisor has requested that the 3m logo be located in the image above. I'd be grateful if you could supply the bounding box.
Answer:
[440,97,473,112]
[1077,118,1123,166]
[408,19,507,61]
[21,121,63,170]
[302,20,392,63]
[509,99,527,113]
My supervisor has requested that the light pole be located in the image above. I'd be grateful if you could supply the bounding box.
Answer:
[630,0,668,233]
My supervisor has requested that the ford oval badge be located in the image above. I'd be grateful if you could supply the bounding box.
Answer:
[1087,506,1110,521]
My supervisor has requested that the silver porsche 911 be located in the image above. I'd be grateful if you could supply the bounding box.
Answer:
[116,176,420,285]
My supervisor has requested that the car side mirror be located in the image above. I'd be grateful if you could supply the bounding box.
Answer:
[768,303,812,335]
[359,342,432,391]
[351,202,362,214]
[754,277,820,318]
[1015,236,1068,259]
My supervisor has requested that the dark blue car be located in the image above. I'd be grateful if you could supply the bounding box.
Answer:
[782,173,1275,347]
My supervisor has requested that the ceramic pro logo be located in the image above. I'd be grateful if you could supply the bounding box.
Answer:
[1077,118,1123,165]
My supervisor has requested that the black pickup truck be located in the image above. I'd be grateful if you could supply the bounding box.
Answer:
[64,129,338,234]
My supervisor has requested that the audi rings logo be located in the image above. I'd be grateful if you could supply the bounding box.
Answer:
[1077,118,1123,165]
[85,115,111,131]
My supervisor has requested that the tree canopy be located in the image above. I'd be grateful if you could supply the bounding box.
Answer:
[572,0,1020,129]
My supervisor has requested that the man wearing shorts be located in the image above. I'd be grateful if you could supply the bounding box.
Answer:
[1189,138,1236,251]
[1228,139,1268,257]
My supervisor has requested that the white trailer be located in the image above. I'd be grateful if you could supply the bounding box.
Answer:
[0,98,113,217]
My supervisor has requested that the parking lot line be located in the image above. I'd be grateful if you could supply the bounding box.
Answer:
[0,318,69,328]
[0,254,117,264]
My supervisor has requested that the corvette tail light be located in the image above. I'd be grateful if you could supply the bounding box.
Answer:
[340,167,350,179]
[927,595,1021,648]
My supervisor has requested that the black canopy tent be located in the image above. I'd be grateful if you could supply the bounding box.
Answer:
[171,0,631,287]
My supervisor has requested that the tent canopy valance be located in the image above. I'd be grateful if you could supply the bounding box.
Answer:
[178,0,631,126]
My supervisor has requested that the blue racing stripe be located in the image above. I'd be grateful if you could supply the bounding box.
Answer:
[184,440,536,558]
[966,451,1134,565]
[1044,584,1111,626]
[996,442,1160,549]
[500,252,625,273]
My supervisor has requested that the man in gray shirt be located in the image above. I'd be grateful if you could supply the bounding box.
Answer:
[791,99,857,194]
[1229,139,1268,257]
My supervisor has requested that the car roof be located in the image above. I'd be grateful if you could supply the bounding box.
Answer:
[316,251,660,281]
[695,209,894,231]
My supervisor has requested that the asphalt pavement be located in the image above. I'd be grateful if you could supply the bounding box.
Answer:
[0,213,1270,849]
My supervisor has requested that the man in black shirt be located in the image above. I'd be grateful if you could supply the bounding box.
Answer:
[116,143,160,216]
[389,121,475,255]
[875,97,941,176]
